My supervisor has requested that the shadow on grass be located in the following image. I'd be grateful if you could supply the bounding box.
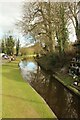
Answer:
[2,94,45,105]
[2,64,48,106]
[2,66,23,83]
[2,63,18,69]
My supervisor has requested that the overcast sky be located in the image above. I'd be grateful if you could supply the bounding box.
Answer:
[0,0,77,44]
[0,1,23,38]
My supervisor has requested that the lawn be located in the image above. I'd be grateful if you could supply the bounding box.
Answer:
[2,58,57,118]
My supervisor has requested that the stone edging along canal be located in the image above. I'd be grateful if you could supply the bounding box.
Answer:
[35,59,80,97]
[53,73,80,97]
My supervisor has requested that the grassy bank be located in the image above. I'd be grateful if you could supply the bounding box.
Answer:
[36,56,80,96]
[54,72,80,96]
[2,58,57,118]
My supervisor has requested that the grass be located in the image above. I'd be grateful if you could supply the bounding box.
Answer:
[55,72,75,86]
[0,64,2,119]
[55,72,80,96]
[2,57,57,118]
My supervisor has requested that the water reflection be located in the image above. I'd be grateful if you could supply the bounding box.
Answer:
[19,60,37,81]
[19,60,80,119]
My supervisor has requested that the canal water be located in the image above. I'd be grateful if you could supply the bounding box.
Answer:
[19,59,80,119]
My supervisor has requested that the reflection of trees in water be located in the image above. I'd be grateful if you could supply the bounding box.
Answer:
[22,63,80,119]
[45,76,53,102]
[64,92,79,118]
[30,67,67,118]
[30,66,48,95]
[30,66,80,118]
[78,102,80,118]
[51,80,67,118]
[30,66,46,83]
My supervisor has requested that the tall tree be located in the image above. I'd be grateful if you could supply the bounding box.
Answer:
[18,2,56,52]
[67,2,80,42]
[1,40,5,53]
[54,3,68,54]
[16,39,20,56]
[77,1,80,41]
[18,2,69,54]
[5,35,15,55]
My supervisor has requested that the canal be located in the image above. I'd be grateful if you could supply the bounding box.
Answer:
[19,59,80,119]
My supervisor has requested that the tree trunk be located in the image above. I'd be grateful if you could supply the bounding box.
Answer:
[75,17,80,42]
[48,1,54,52]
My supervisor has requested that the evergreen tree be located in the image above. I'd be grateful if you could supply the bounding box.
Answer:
[1,40,5,53]
[5,35,15,55]
[16,39,20,56]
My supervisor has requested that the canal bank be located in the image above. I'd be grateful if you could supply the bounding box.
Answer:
[2,58,57,118]
[35,57,80,97]
[53,73,80,96]
[20,58,80,119]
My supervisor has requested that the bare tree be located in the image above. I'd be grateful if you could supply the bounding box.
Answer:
[53,3,68,54]
[18,1,69,53]
[67,2,80,42]
[18,2,56,52]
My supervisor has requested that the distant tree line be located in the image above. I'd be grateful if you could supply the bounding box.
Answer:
[1,35,20,56]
